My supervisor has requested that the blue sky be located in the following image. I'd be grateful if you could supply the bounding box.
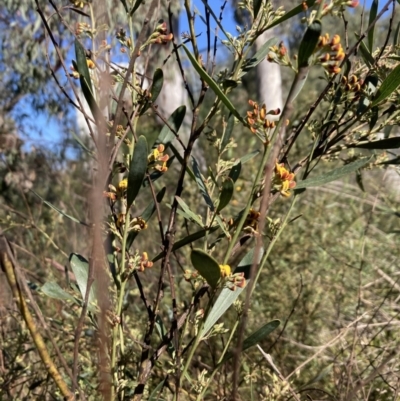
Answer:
[19,0,381,154]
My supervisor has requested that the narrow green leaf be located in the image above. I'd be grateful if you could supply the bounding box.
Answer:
[127,187,166,250]
[368,0,378,52]
[74,39,92,94]
[241,37,279,76]
[70,131,94,156]
[130,0,144,16]
[153,106,186,149]
[201,247,263,338]
[215,215,231,239]
[288,68,309,103]
[41,282,75,302]
[372,64,400,106]
[222,320,280,362]
[202,286,246,338]
[152,227,219,262]
[355,170,365,192]
[369,106,379,131]
[182,44,243,122]
[217,178,234,213]
[192,157,215,212]
[74,40,103,123]
[379,156,400,165]
[266,0,317,30]
[221,113,235,151]
[393,22,400,47]
[229,160,242,183]
[141,69,163,115]
[190,249,221,288]
[358,40,375,67]
[298,20,322,68]
[253,0,263,19]
[176,196,204,226]
[353,137,400,149]
[31,190,89,226]
[240,149,260,164]
[234,246,264,278]
[69,253,96,306]
[295,156,373,189]
[127,136,148,208]
[119,0,129,13]
[155,315,175,358]
[148,378,167,401]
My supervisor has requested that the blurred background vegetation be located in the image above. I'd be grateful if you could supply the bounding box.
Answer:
[1,0,400,400]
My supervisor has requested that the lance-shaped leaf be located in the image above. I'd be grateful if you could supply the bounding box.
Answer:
[41,282,76,302]
[69,253,97,307]
[229,160,242,183]
[295,156,373,189]
[130,0,144,16]
[266,0,317,30]
[192,156,214,212]
[353,137,400,149]
[369,106,379,131]
[253,0,263,19]
[217,178,234,213]
[127,187,166,250]
[372,64,400,106]
[141,68,163,115]
[221,113,235,151]
[152,226,219,262]
[32,190,89,226]
[74,40,103,122]
[241,37,279,76]
[298,20,322,68]
[148,378,167,401]
[153,106,186,149]
[182,44,243,122]
[222,320,280,362]
[358,40,375,67]
[368,0,379,52]
[379,156,400,165]
[155,315,175,358]
[201,247,263,338]
[176,196,204,226]
[241,149,260,164]
[394,21,400,47]
[191,249,221,289]
[127,136,148,208]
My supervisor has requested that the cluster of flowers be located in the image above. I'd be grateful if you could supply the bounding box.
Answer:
[103,145,169,201]
[272,161,297,197]
[316,34,345,75]
[148,144,169,173]
[267,42,292,68]
[149,21,174,45]
[184,265,246,291]
[138,252,153,271]
[246,100,280,137]
[341,75,362,92]
[321,0,359,16]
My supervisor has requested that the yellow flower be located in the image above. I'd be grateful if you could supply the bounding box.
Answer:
[219,264,231,278]
[117,178,128,191]
[273,161,296,197]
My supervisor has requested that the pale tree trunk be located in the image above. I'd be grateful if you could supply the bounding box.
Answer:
[255,29,283,115]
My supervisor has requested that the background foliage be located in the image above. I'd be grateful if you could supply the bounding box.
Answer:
[1,0,400,400]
